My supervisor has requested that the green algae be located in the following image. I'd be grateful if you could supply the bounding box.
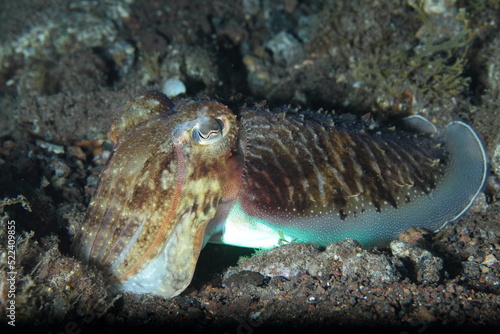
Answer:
[352,8,476,110]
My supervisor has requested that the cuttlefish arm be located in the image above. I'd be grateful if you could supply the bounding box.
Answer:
[73,91,240,298]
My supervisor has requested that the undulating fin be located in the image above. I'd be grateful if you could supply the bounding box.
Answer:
[431,121,487,228]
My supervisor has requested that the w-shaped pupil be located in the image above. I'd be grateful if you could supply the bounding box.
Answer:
[198,119,222,139]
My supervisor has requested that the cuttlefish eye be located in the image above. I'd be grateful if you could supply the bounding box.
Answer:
[192,116,225,144]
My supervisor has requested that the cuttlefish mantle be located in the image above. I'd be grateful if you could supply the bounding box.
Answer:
[73,90,487,298]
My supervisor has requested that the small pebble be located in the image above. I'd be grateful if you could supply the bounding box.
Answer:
[162,78,186,97]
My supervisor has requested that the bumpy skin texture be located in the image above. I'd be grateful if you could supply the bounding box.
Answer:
[73,90,486,298]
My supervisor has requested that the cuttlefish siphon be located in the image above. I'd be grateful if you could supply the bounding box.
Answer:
[73,90,487,298]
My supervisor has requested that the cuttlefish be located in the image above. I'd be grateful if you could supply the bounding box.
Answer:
[73,90,487,298]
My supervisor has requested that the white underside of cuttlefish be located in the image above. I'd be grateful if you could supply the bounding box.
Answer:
[73,90,487,298]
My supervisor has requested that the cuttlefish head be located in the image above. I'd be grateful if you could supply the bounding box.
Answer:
[73,90,241,298]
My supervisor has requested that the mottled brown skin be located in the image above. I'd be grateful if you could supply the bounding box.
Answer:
[109,90,175,146]
[239,110,447,220]
[74,91,239,294]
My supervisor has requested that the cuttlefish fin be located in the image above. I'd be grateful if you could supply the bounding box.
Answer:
[433,120,487,229]
[398,114,438,135]
[397,114,487,227]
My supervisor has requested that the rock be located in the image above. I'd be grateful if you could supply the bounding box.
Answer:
[37,140,65,155]
[397,227,432,245]
[265,31,303,65]
[224,238,401,285]
[390,241,444,284]
[341,252,401,283]
[407,0,456,15]
[224,243,321,279]
[493,138,500,178]
[162,78,186,98]
[325,238,363,261]
[461,261,481,280]
[483,35,500,97]
[222,270,265,288]
[482,254,498,267]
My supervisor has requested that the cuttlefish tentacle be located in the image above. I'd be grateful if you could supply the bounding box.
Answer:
[73,91,487,298]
